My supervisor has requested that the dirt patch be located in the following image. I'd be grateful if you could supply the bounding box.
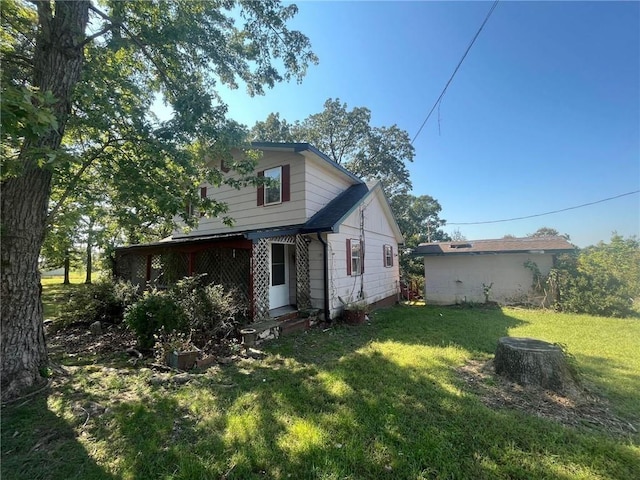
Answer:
[458,359,638,437]
[46,322,242,367]
[47,323,137,358]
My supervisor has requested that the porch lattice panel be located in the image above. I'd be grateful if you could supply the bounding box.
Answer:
[252,235,311,321]
[195,248,250,311]
[148,252,189,287]
[252,239,271,321]
[114,253,146,288]
[295,235,311,309]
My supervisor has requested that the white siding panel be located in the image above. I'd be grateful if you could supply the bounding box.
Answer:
[326,190,400,318]
[174,150,308,238]
[423,253,555,305]
[308,238,325,311]
[304,161,353,218]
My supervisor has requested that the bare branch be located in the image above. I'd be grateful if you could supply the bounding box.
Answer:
[79,24,115,47]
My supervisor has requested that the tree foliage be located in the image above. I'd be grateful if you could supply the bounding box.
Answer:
[1,0,317,400]
[250,98,415,198]
[553,234,640,318]
[529,227,571,240]
[390,194,450,278]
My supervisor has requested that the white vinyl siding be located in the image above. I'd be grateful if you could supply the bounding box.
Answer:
[423,253,556,305]
[326,187,400,318]
[173,150,306,238]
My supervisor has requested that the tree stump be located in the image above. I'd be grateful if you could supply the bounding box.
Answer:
[494,337,580,396]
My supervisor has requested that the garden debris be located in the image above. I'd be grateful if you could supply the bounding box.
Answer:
[458,359,638,436]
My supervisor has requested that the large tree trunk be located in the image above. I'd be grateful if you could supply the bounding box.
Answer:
[1,1,89,401]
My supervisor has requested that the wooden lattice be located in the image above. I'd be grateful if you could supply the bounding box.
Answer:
[195,248,251,311]
[252,239,271,321]
[114,253,146,288]
[296,235,311,309]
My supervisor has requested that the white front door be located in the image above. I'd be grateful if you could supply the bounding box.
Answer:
[269,243,289,309]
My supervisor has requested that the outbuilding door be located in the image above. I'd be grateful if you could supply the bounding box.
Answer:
[269,243,289,309]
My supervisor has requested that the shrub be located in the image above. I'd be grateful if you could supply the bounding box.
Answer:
[553,235,640,318]
[124,290,188,349]
[168,275,245,345]
[57,278,140,327]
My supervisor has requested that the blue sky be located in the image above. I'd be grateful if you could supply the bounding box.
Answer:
[213,1,639,247]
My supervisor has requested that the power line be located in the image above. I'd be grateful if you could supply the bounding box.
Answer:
[447,190,640,225]
[411,0,499,144]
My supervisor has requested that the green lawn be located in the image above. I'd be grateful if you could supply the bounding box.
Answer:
[2,301,639,479]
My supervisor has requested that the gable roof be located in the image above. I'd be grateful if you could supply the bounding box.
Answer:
[413,236,575,256]
[250,142,364,185]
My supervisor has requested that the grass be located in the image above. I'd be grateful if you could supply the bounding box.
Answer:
[2,299,639,479]
[41,272,105,321]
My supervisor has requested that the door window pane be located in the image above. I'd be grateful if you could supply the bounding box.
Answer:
[271,244,286,286]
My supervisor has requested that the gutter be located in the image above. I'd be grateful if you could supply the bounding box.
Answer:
[317,232,331,322]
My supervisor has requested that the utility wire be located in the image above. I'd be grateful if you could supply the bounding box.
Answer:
[447,190,640,225]
[411,0,499,144]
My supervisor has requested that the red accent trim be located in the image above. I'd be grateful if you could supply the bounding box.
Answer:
[282,164,290,202]
[200,186,207,198]
[346,238,352,276]
[257,170,264,206]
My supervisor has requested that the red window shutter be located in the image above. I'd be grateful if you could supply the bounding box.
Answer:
[200,186,207,198]
[346,238,352,276]
[257,170,264,206]
[282,164,290,202]
[383,245,386,266]
[390,246,394,266]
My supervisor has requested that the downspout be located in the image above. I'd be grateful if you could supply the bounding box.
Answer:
[317,232,331,322]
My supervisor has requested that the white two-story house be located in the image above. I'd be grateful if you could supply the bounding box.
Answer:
[114,142,403,323]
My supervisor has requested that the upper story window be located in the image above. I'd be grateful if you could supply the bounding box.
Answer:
[383,244,394,267]
[257,164,290,206]
[264,166,282,205]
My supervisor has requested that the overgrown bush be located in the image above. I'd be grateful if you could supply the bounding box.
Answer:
[124,289,188,349]
[124,276,245,351]
[58,278,140,327]
[553,235,640,318]
[168,275,246,346]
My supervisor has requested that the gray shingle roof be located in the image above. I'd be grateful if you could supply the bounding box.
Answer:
[413,236,575,256]
[302,183,369,232]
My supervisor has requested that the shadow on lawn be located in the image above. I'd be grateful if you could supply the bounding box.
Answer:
[1,395,116,480]
[209,339,638,479]
[7,304,637,479]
